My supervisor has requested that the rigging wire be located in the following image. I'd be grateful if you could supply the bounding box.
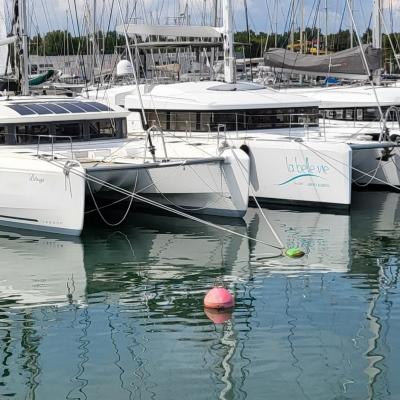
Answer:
[46,156,285,253]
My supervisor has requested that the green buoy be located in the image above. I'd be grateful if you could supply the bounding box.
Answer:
[285,248,305,258]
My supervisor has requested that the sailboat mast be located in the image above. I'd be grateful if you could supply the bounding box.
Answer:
[349,0,354,48]
[222,0,235,83]
[300,0,304,54]
[19,0,29,95]
[372,0,382,49]
[274,0,278,48]
[324,0,328,53]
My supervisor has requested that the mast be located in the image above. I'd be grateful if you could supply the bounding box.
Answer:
[372,0,382,49]
[300,0,304,54]
[274,0,278,48]
[210,0,218,80]
[222,0,235,83]
[349,0,353,48]
[317,3,320,55]
[324,0,328,53]
[19,0,29,95]
[290,0,294,50]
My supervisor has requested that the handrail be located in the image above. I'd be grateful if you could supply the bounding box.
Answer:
[382,105,400,142]
[0,131,75,158]
[36,135,74,159]
[147,125,168,160]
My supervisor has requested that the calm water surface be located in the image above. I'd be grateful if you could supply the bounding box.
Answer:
[1,191,400,399]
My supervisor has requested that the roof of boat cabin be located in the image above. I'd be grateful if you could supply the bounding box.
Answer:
[101,81,320,110]
[282,85,400,108]
[0,96,129,124]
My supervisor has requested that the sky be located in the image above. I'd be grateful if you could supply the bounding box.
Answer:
[5,0,400,35]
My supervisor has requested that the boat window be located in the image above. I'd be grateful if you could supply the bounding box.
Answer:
[0,127,5,144]
[200,112,212,132]
[345,109,354,120]
[170,112,197,132]
[364,108,379,121]
[326,110,335,119]
[335,109,343,119]
[140,107,319,132]
[356,109,363,121]
[6,118,125,145]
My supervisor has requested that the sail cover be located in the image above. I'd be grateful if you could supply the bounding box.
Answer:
[0,0,8,76]
[264,45,382,79]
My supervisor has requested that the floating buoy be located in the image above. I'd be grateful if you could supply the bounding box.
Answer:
[285,247,306,258]
[204,287,235,310]
[204,308,233,324]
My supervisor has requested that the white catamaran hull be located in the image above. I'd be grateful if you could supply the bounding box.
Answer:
[242,140,352,207]
[318,122,400,187]
[154,136,352,207]
[86,148,250,218]
[0,154,85,235]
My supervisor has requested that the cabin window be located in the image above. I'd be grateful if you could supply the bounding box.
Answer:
[0,127,5,144]
[170,112,197,132]
[335,109,343,120]
[356,109,363,121]
[345,109,354,120]
[365,108,379,121]
[146,111,165,128]
[139,107,319,132]
[199,112,211,132]
[326,110,334,119]
[3,118,125,145]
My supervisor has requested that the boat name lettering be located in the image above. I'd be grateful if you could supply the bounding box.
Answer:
[29,174,45,184]
[286,157,329,175]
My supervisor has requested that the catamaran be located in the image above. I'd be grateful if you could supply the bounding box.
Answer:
[0,0,252,236]
[87,0,353,209]
[0,95,250,235]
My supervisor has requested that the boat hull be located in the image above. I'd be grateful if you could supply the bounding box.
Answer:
[86,148,250,218]
[0,155,85,235]
[243,140,352,207]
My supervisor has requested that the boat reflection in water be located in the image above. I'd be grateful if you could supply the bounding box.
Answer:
[0,231,86,308]
[0,193,399,399]
[247,206,350,274]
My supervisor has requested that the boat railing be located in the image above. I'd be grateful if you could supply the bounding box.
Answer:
[383,106,400,141]
[217,124,227,148]
[147,125,169,161]
[36,135,74,159]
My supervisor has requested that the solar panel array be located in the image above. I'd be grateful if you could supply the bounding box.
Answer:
[5,101,112,116]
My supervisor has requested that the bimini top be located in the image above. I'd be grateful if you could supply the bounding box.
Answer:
[123,81,319,111]
[0,97,128,124]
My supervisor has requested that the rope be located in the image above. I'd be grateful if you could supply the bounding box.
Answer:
[46,157,284,253]
[296,140,400,191]
[231,149,285,249]
[86,169,138,226]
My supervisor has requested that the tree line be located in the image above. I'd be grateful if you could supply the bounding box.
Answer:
[29,28,400,67]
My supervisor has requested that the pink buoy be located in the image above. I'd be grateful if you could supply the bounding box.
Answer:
[204,287,235,310]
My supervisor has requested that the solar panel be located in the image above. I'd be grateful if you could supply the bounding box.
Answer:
[74,102,102,112]
[41,103,70,114]
[55,102,87,113]
[7,104,34,115]
[6,101,114,116]
[86,102,112,112]
[23,103,56,115]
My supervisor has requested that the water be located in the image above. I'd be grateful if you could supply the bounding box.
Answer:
[0,191,400,399]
